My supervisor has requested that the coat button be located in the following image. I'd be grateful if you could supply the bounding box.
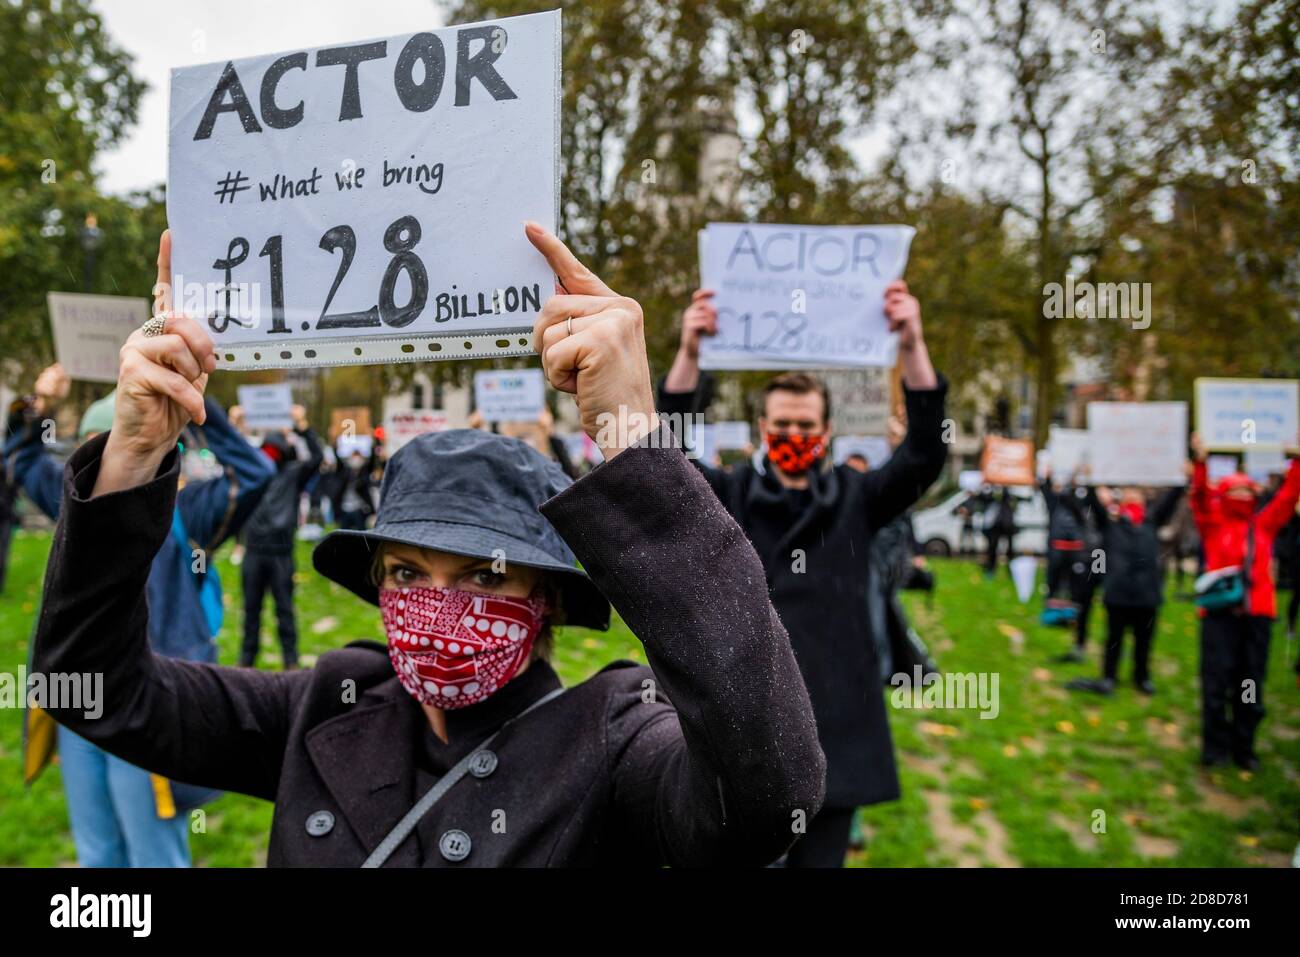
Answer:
[305,810,335,837]
[439,829,472,862]
[468,749,498,778]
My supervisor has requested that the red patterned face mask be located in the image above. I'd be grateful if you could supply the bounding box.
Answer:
[379,586,547,709]
[765,432,827,475]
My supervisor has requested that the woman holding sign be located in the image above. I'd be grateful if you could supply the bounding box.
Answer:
[1188,434,1300,770]
[31,226,825,867]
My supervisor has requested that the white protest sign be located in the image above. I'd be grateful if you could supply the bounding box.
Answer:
[689,423,719,464]
[1244,448,1287,484]
[1045,426,1089,479]
[1206,455,1237,484]
[384,409,449,453]
[833,435,892,468]
[1086,401,1187,486]
[237,384,295,430]
[560,431,602,466]
[167,12,560,370]
[821,368,891,434]
[698,223,915,370]
[47,293,150,383]
[712,421,752,451]
[1195,378,1299,451]
[474,368,545,422]
[337,433,374,459]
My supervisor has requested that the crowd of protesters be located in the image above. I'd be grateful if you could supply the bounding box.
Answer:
[2,223,1299,870]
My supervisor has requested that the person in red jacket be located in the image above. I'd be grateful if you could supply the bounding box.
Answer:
[1189,433,1300,769]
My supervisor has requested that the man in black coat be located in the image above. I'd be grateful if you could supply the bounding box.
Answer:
[239,405,324,669]
[657,283,949,867]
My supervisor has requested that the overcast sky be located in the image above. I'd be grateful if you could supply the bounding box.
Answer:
[95,0,448,194]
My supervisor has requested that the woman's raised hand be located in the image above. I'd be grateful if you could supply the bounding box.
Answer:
[93,231,217,497]
[526,222,658,458]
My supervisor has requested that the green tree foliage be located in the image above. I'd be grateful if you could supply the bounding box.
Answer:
[0,0,158,388]
[1088,0,1300,398]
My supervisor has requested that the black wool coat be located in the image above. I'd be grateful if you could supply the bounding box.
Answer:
[1089,486,1185,609]
[32,427,825,867]
[658,377,950,807]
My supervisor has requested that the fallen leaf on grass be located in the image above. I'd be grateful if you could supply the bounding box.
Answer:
[919,721,960,738]
[1056,720,1076,734]
[1002,744,1019,758]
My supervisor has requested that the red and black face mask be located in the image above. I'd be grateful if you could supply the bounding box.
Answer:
[765,432,827,475]
[1119,502,1146,525]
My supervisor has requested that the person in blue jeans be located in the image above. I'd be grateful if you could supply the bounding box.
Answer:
[56,726,191,866]
[10,345,272,866]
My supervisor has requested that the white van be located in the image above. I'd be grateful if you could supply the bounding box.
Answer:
[911,487,1049,557]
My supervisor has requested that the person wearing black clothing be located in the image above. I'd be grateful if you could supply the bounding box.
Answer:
[1063,484,1106,662]
[331,446,376,530]
[0,396,26,594]
[239,406,324,669]
[1067,484,1184,695]
[983,487,1018,577]
[658,283,948,867]
[31,224,825,868]
[1040,470,1084,602]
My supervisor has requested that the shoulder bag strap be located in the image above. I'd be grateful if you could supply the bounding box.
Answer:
[361,685,566,868]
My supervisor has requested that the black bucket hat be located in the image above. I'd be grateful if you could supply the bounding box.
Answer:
[313,428,611,630]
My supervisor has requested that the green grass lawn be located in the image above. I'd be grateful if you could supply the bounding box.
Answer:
[2,529,1297,866]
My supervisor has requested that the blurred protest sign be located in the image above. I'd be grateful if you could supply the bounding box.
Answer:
[688,423,718,464]
[980,436,1036,486]
[336,433,374,459]
[822,368,891,434]
[560,432,602,467]
[167,11,560,371]
[236,384,294,430]
[1195,378,1299,451]
[1087,401,1187,486]
[698,223,914,370]
[384,409,449,453]
[330,406,372,442]
[712,421,752,450]
[1206,455,1237,484]
[1244,447,1287,484]
[474,368,545,422]
[47,293,150,383]
[833,435,892,468]
[959,470,985,493]
[1044,426,1089,479]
